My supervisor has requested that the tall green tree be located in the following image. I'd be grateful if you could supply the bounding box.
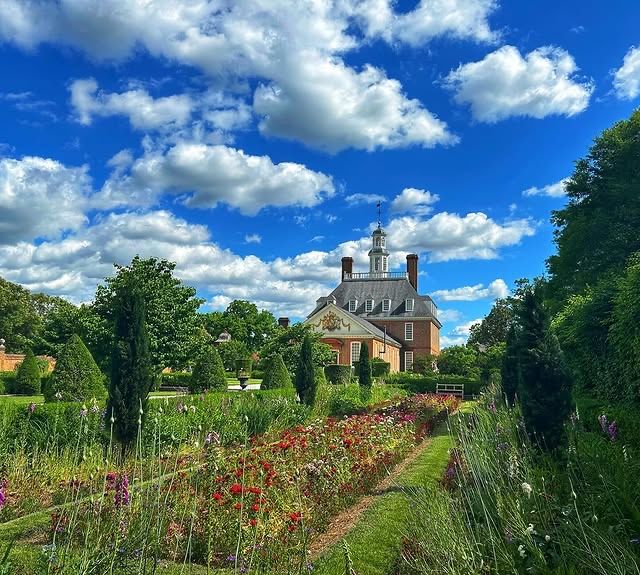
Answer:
[15,349,41,395]
[107,287,153,450]
[294,335,316,406]
[468,299,514,349]
[46,335,106,402]
[94,256,204,372]
[501,325,520,406]
[0,278,41,353]
[547,109,640,309]
[437,345,480,378]
[517,288,573,451]
[358,341,372,390]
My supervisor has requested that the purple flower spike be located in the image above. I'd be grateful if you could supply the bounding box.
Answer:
[114,474,130,507]
[608,421,618,442]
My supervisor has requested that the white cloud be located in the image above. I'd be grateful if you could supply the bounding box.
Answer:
[432,279,509,301]
[613,46,640,100]
[522,178,568,198]
[452,317,483,336]
[391,187,439,216]
[0,156,91,244]
[386,213,535,262]
[244,234,262,244]
[440,335,468,348]
[101,142,335,215]
[346,193,386,205]
[444,45,593,122]
[438,309,463,323]
[70,78,193,130]
[254,58,456,152]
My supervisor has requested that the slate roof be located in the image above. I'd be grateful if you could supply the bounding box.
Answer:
[307,303,402,347]
[308,277,441,328]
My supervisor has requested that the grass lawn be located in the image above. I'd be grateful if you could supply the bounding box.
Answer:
[312,402,475,575]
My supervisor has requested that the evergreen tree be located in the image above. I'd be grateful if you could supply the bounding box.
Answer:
[46,334,106,402]
[358,341,372,389]
[517,288,573,451]
[294,335,316,406]
[501,324,520,406]
[190,345,227,393]
[107,288,153,450]
[15,349,41,395]
[261,353,292,390]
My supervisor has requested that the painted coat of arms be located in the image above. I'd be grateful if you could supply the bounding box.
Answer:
[321,311,342,331]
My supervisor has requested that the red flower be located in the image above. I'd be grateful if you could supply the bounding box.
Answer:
[234,503,242,510]
[261,461,272,471]
[251,503,260,512]
[248,486,262,495]
[289,512,302,523]
[250,518,257,527]
[230,483,243,495]
[212,492,223,501]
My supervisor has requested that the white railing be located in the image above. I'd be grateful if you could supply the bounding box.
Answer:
[344,271,407,280]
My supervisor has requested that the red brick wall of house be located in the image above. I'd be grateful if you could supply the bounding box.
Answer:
[368,318,439,371]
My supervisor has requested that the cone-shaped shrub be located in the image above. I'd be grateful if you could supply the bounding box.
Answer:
[15,349,41,395]
[517,288,573,451]
[358,341,372,390]
[261,353,292,390]
[501,324,520,406]
[107,288,154,450]
[190,345,226,393]
[295,335,316,406]
[46,334,106,402]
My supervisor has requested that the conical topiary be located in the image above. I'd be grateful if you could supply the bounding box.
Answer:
[295,335,316,406]
[47,334,106,402]
[190,345,227,393]
[261,353,292,390]
[15,349,41,395]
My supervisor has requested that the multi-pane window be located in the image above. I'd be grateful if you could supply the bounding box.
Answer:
[349,300,357,312]
[405,322,414,341]
[405,351,414,371]
[405,299,414,312]
[382,299,390,312]
[365,299,374,312]
[382,258,388,271]
[374,257,380,271]
[351,341,361,363]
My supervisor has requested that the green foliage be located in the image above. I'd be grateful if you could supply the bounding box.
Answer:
[159,372,192,389]
[216,339,250,372]
[260,323,334,375]
[107,288,154,450]
[468,298,515,349]
[14,350,41,395]
[501,324,520,405]
[411,353,437,375]
[0,372,16,394]
[324,364,352,385]
[201,300,277,352]
[385,372,480,396]
[46,335,106,402]
[437,345,480,378]
[547,108,640,310]
[358,341,372,389]
[190,345,226,393]
[371,359,390,378]
[0,278,42,353]
[235,357,253,376]
[261,353,292,390]
[94,256,205,372]
[294,335,316,406]
[517,288,573,451]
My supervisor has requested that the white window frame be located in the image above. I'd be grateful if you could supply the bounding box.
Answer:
[349,299,357,312]
[382,257,388,272]
[351,341,361,363]
[382,299,390,312]
[405,322,414,341]
[405,351,414,371]
[405,298,414,312]
[374,257,380,271]
[375,237,381,247]
[365,299,374,312]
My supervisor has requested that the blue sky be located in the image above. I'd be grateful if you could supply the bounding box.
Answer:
[0,0,639,346]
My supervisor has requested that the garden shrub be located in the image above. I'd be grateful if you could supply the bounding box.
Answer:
[15,349,41,395]
[190,345,227,393]
[235,358,252,376]
[160,372,192,389]
[260,353,292,390]
[385,372,480,396]
[324,364,351,385]
[370,358,390,378]
[0,372,16,394]
[575,394,640,448]
[358,341,372,390]
[46,334,106,402]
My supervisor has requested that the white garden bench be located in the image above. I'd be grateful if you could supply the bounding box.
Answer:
[436,382,465,398]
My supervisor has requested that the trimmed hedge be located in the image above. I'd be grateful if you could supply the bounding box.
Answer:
[0,372,16,394]
[261,354,292,390]
[160,372,192,389]
[235,358,253,376]
[353,361,391,378]
[385,372,481,397]
[324,364,352,385]
[15,350,41,395]
[190,346,227,393]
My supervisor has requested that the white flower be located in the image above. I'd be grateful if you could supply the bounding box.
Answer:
[521,482,533,498]
[545,535,551,542]
[518,544,526,558]
[526,523,537,535]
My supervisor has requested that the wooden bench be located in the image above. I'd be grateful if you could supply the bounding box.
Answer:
[436,382,465,398]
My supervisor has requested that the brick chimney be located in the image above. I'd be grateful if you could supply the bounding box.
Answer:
[406,254,418,291]
[341,256,353,281]
[278,317,290,328]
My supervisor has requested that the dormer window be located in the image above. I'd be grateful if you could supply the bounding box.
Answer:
[365,299,374,312]
[349,299,358,312]
[382,299,391,312]
[405,299,415,312]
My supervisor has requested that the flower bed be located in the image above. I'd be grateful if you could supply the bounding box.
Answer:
[46,394,460,572]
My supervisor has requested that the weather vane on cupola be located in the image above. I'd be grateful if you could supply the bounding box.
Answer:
[376,200,382,229]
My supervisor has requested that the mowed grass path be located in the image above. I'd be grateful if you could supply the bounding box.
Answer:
[312,402,474,575]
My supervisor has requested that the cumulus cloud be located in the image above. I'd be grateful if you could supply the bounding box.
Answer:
[522,178,568,198]
[100,142,335,215]
[346,193,386,205]
[437,309,464,323]
[391,188,439,215]
[244,234,262,244]
[613,46,640,100]
[70,78,193,130]
[452,318,483,336]
[0,156,91,244]
[432,279,509,301]
[440,335,468,348]
[444,45,593,122]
